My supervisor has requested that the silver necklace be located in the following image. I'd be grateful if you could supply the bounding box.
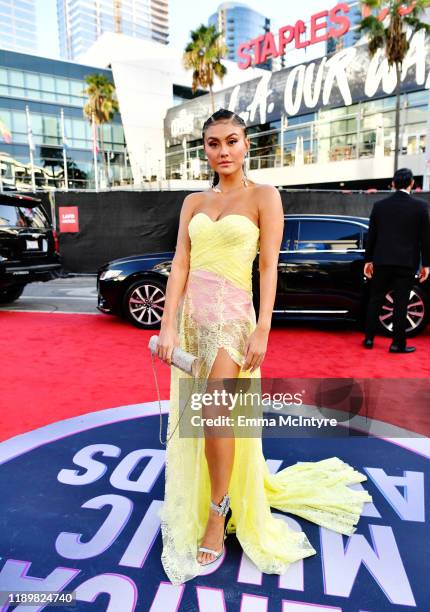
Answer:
[212,175,249,193]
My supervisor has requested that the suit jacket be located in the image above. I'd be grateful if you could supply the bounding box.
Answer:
[364,190,430,269]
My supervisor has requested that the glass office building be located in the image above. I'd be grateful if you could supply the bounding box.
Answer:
[326,0,362,55]
[0,0,37,54]
[0,49,130,191]
[57,0,169,60]
[208,2,271,70]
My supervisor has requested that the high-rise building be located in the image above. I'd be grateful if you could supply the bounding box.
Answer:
[0,0,37,54]
[208,1,272,70]
[326,0,362,55]
[57,0,169,60]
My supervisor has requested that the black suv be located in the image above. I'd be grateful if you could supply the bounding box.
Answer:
[0,192,62,303]
[97,214,430,336]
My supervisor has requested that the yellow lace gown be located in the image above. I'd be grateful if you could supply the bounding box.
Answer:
[158,211,372,585]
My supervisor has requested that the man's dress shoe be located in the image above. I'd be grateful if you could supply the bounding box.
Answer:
[389,345,416,353]
[362,338,374,349]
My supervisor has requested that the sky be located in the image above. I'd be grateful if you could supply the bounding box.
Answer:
[36,0,329,59]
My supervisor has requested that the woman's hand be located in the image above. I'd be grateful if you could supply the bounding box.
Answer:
[157,321,180,365]
[242,326,269,373]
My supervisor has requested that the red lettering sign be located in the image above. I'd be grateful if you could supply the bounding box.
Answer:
[59,206,79,233]
[361,1,416,19]
[237,2,351,69]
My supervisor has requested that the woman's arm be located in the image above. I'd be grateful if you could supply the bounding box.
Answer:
[157,193,197,364]
[256,186,284,330]
[243,185,284,372]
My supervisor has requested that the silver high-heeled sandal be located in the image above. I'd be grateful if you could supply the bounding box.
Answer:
[197,493,232,566]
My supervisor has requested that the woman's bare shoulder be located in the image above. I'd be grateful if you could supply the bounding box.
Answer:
[182,190,213,214]
[251,183,280,195]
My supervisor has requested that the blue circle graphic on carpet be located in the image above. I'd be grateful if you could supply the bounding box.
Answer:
[0,403,428,611]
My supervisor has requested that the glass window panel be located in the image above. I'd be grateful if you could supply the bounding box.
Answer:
[31,114,42,134]
[282,219,296,250]
[41,75,55,92]
[406,106,427,124]
[331,120,347,136]
[25,72,40,90]
[298,220,361,251]
[56,93,72,104]
[72,119,86,139]
[0,68,8,86]
[12,112,26,133]
[42,116,59,137]
[55,77,70,95]
[9,70,25,88]
[70,80,84,96]
[40,90,57,103]
[407,90,428,105]
[405,122,427,135]
[102,123,112,143]
[112,124,124,144]
[0,205,48,228]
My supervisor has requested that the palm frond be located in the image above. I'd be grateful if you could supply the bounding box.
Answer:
[182,23,228,96]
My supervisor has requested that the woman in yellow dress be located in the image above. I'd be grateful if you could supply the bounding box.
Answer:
[155,108,372,585]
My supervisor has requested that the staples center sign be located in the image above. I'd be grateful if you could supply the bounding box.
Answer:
[237,1,417,69]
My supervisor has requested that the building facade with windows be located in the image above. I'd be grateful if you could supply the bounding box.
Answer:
[0,0,37,54]
[326,0,362,56]
[57,0,169,60]
[164,29,430,190]
[208,1,272,70]
[0,34,266,191]
[0,49,129,190]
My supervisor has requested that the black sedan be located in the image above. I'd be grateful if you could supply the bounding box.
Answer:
[97,214,430,337]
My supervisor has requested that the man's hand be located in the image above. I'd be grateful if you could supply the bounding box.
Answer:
[364,262,374,279]
[418,266,429,283]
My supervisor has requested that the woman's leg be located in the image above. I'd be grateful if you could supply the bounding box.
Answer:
[197,347,240,564]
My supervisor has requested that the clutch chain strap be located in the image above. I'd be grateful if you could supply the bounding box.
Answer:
[150,350,199,446]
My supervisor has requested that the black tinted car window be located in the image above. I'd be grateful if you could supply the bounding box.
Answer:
[298,220,362,251]
[0,205,49,229]
[282,219,297,250]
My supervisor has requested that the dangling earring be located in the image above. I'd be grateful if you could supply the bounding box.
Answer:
[242,152,249,188]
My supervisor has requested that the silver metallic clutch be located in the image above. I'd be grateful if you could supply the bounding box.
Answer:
[148,334,201,376]
[148,334,201,445]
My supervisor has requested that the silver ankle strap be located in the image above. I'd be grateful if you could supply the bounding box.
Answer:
[210,493,230,516]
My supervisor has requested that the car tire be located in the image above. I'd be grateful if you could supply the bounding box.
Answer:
[122,277,167,329]
[376,284,428,337]
[0,285,26,304]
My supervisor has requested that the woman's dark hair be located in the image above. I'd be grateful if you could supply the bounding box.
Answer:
[202,108,247,187]
[393,168,414,190]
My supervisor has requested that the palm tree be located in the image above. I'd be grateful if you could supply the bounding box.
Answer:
[83,74,119,185]
[358,0,430,172]
[183,24,228,113]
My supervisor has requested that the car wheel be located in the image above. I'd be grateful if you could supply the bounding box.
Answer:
[0,285,26,304]
[377,285,428,337]
[123,278,166,329]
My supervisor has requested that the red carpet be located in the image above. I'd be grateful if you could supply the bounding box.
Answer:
[1,311,429,441]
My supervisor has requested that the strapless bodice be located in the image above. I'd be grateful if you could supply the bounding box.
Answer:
[188,212,260,292]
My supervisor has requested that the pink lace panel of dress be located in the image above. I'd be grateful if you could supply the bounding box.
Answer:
[178,268,257,375]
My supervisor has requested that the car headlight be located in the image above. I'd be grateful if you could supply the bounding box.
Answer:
[100,269,122,281]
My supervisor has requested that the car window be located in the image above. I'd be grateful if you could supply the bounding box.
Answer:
[0,205,49,229]
[282,219,297,250]
[297,220,362,251]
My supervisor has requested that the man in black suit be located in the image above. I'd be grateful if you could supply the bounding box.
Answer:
[363,168,430,353]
